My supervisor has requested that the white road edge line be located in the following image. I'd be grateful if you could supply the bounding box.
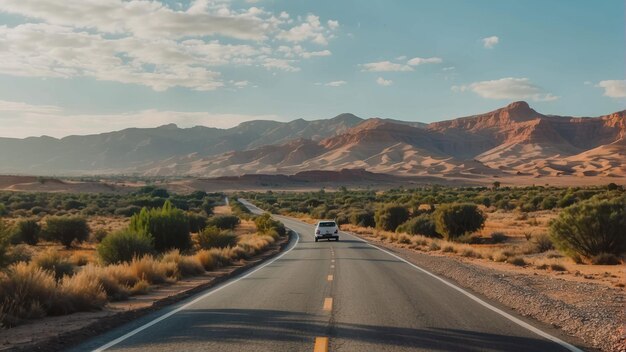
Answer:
[356,235,583,352]
[91,231,300,352]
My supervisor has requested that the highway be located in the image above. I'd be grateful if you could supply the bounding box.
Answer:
[69,200,585,352]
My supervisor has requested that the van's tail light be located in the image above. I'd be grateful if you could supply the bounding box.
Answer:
[316,230,320,234]
[334,229,338,234]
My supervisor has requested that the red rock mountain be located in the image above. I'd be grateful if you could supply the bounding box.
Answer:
[0,102,623,181]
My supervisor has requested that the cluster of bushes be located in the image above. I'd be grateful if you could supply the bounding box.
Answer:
[0,188,224,218]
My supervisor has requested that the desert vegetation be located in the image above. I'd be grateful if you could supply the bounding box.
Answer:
[0,188,287,328]
[245,184,625,268]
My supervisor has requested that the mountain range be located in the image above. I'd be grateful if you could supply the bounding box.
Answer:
[1,101,624,181]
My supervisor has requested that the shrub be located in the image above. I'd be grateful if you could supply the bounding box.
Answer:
[254,213,286,236]
[97,230,154,265]
[128,255,176,284]
[0,262,56,327]
[507,257,527,266]
[428,241,441,251]
[396,214,439,237]
[91,228,108,243]
[0,204,6,216]
[349,210,376,227]
[129,201,191,252]
[162,250,205,277]
[195,249,217,271]
[533,234,554,253]
[32,249,74,280]
[549,263,567,271]
[490,232,508,244]
[197,226,238,249]
[56,271,107,314]
[590,253,621,265]
[0,221,10,267]
[375,205,410,232]
[433,203,485,241]
[114,205,142,217]
[207,215,240,230]
[13,219,41,245]
[188,213,208,233]
[45,216,90,248]
[550,197,626,259]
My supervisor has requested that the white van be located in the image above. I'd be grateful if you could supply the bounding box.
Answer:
[314,220,339,242]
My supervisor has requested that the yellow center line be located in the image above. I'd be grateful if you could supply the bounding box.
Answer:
[327,275,333,281]
[314,337,329,352]
[323,297,333,311]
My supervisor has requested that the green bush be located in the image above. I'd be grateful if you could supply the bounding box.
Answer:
[97,230,154,265]
[375,205,410,231]
[433,203,485,241]
[254,213,287,236]
[114,205,142,217]
[349,210,376,227]
[188,213,208,233]
[0,221,10,267]
[550,197,626,259]
[197,226,238,249]
[207,215,240,230]
[45,216,90,248]
[0,204,7,216]
[13,219,41,245]
[396,214,439,237]
[129,200,190,252]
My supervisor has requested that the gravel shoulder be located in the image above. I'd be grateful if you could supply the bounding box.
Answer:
[349,231,625,352]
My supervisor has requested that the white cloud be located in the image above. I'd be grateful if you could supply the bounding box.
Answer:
[0,99,282,138]
[0,1,338,91]
[376,77,393,86]
[262,58,300,72]
[596,80,626,98]
[276,14,338,45]
[323,80,347,87]
[361,56,442,72]
[442,66,455,71]
[482,36,499,49]
[452,77,558,102]
[361,61,413,72]
[407,57,442,65]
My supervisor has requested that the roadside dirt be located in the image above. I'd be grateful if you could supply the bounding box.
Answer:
[0,233,292,352]
[347,231,625,352]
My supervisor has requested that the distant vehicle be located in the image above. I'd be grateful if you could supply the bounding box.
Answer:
[314,220,339,242]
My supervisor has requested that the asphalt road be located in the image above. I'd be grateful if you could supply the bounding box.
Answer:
[69,200,585,352]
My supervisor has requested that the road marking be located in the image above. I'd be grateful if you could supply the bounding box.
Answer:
[331,259,335,263]
[327,275,333,281]
[314,337,329,352]
[323,297,333,311]
[363,240,585,352]
[91,232,301,352]
[330,264,335,269]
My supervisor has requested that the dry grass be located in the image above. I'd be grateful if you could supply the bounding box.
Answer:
[162,250,205,277]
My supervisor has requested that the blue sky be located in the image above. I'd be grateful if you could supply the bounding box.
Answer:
[0,0,624,138]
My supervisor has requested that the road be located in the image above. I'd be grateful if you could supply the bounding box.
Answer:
[70,200,585,352]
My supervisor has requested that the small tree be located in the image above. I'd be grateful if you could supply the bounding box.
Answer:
[396,214,439,237]
[0,220,10,267]
[188,213,208,233]
[550,197,626,259]
[433,203,485,241]
[197,226,237,249]
[207,215,240,230]
[350,210,376,228]
[97,230,154,264]
[45,216,90,248]
[254,213,286,236]
[13,219,41,245]
[375,205,410,231]
[492,181,501,190]
[129,200,190,252]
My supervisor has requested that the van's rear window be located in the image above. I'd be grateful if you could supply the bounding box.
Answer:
[319,222,336,227]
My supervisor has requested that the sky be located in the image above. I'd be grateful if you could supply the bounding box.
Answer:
[0,0,624,138]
